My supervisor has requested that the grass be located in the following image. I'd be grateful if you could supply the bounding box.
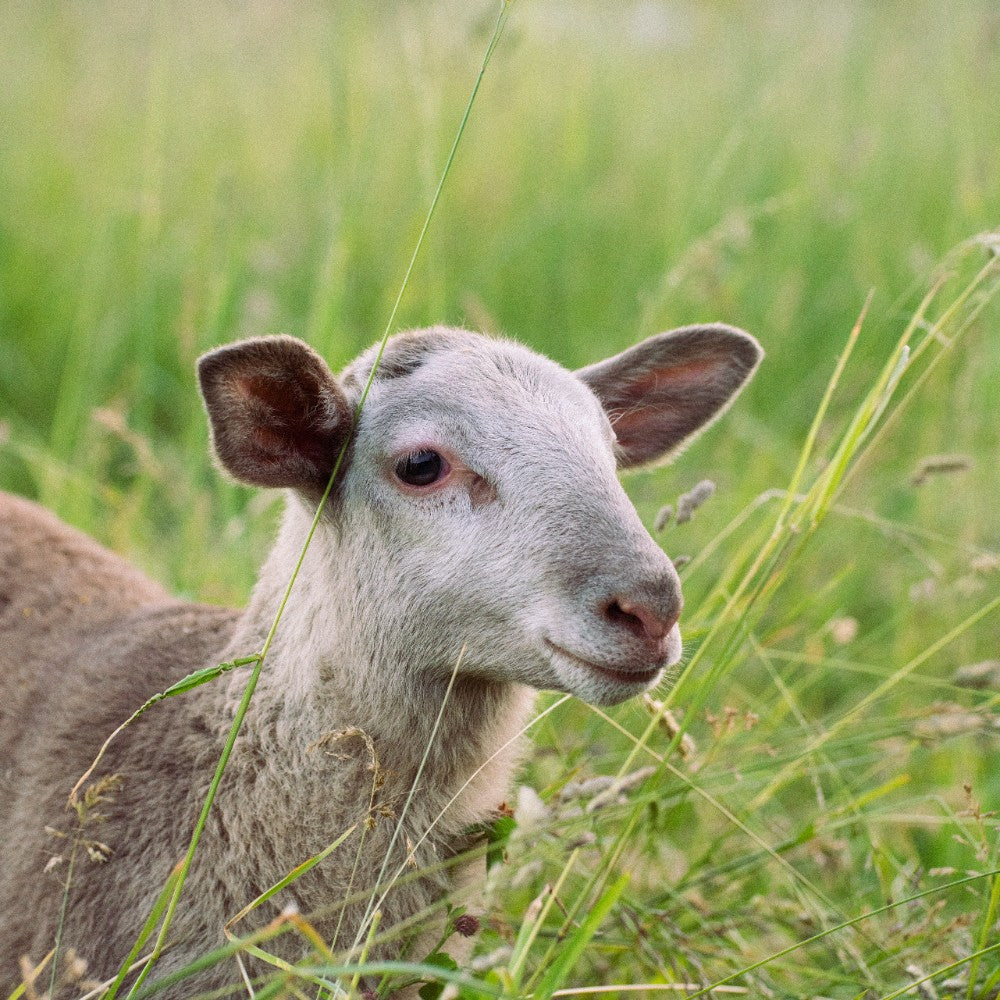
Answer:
[2,0,1000,997]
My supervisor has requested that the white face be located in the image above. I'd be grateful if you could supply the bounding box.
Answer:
[200,324,760,707]
[336,339,683,707]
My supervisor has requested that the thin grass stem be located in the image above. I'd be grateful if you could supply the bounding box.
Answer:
[103,4,516,995]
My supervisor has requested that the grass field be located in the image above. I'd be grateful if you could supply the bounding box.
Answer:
[2,1,999,997]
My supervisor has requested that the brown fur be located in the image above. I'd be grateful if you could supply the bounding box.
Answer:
[0,492,530,997]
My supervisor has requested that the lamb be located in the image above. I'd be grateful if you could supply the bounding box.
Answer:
[0,323,761,997]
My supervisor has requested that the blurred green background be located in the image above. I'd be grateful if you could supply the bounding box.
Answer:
[2,1,999,994]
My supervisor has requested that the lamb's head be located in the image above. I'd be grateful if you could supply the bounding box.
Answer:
[198,325,761,706]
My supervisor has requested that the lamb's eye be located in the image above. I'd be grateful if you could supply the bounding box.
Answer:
[395,450,445,487]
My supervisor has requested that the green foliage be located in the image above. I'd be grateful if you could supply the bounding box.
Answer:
[2,1,999,997]
[418,953,460,1000]
[485,815,518,873]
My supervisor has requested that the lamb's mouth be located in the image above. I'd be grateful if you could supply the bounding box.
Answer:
[544,639,664,686]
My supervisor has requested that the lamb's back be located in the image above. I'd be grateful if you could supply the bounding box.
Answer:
[0,493,241,991]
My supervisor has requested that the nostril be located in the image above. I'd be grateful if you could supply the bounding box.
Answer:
[604,596,681,644]
[606,600,646,637]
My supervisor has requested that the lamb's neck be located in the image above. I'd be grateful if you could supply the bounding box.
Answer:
[219,500,537,832]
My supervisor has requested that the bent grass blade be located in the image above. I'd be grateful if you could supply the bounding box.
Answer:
[98,5,519,997]
[66,656,261,809]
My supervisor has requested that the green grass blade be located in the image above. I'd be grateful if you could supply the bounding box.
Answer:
[532,875,630,1000]
[110,5,517,994]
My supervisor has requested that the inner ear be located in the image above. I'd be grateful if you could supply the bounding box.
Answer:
[577,324,763,469]
[198,335,353,493]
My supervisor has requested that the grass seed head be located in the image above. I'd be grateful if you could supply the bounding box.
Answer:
[82,840,113,864]
[675,479,716,524]
[953,660,1000,688]
[970,552,1000,574]
[653,504,674,532]
[61,948,88,985]
[910,453,973,486]
[642,694,698,760]
[828,616,859,645]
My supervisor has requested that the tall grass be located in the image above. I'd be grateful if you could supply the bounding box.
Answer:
[2,1,999,997]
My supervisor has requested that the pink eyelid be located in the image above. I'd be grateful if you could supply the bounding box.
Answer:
[388,447,496,505]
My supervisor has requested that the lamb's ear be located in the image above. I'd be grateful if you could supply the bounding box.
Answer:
[198,336,352,491]
[577,324,763,470]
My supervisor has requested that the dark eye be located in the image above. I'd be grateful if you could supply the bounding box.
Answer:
[394,450,445,487]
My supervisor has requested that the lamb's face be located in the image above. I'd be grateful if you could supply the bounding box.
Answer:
[338,334,683,706]
[198,324,761,708]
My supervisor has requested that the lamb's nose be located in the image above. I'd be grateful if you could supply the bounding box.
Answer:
[603,589,682,657]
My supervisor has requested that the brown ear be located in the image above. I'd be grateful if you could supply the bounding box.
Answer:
[198,336,352,491]
[577,324,763,469]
